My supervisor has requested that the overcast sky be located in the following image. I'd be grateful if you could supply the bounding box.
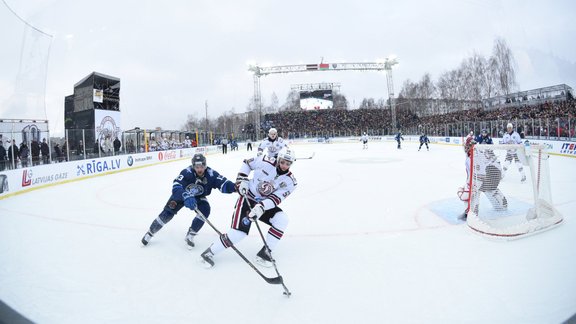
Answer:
[1,0,575,136]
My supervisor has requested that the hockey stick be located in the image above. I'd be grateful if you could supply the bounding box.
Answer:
[193,208,283,285]
[295,152,315,160]
[243,195,292,297]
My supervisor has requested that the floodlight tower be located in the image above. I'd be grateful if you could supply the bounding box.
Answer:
[384,57,399,130]
[248,64,263,138]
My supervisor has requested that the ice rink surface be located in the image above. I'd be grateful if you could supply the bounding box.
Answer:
[1,140,575,324]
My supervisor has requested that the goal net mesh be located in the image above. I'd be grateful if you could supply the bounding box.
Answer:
[466,144,563,239]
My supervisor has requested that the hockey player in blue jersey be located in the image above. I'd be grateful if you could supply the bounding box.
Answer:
[475,129,493,144]
[418,133,430,151]
[141,153,236,248]
[395,131,404,149]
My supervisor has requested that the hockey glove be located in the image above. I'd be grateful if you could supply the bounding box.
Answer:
[238,180,250,195]
[235,174,250,195]
[182,191,197,210]
[248,204,265,221]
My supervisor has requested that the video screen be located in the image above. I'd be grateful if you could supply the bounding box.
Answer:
[300,90,333,110]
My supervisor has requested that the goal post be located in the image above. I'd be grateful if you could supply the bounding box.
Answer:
[465,143,563,239]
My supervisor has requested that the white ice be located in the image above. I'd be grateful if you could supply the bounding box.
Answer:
[1,141,575,324]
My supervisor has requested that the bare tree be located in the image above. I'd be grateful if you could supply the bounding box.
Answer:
[281,90,300,111]
[437,69,463,112]
[183,113,200,131]
[359,98,377,109]
[418,73,436,99]
[485,56,499,98]
[269,92,279,113]
[491,37,517,95]
[400,79,418,98]
[332,92,348,109]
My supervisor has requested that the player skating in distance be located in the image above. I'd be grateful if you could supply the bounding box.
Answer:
[475,129,493,144]
[200,147,297,268]
[141,153,236,248]
[501,123,526,182]
[361,132,368,149]
[257,127,287,158]
[418,133,430,151]
[395,131,404,149]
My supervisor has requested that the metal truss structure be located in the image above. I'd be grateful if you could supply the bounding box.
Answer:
[248,58,398,136]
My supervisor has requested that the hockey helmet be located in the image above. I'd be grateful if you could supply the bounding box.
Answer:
[481,129,488,135]
[507,123,513,129]
[277,147,295,165]
[268,128,278,138]
[191,153,207,168]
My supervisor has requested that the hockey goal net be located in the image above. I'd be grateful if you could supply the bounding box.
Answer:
[465,143,563,239]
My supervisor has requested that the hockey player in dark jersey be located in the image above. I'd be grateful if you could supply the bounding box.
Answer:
[475,129,493,144]
[141,153,236,248]
[395,131,404,149]
[200,147,297,268]
[418,133,430,151]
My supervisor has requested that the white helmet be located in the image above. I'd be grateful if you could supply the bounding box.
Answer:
[507,123,513,129]
[268,128,278,137]
[277,147,295,164]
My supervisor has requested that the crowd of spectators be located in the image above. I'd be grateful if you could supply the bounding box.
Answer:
[0,138,60,171]
[264,108,416,138]
[264,99,576,139]
[2,99,574,171]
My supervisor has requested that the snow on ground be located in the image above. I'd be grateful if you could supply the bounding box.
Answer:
[1,140,575,324]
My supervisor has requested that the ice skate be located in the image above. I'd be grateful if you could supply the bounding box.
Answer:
[141,231,153,246]
[200,248,215,268]
[255,246,273,268]
[185,231,196,249]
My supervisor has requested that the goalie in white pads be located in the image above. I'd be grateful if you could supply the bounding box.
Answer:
[458,138,508,220]
[501,123,526,182]
[200,147,297,268]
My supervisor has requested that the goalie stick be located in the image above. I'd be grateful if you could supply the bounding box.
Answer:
[193,208,283,285]
[243,195,292,297]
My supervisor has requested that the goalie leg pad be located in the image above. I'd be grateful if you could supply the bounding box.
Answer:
[485,189,507,211]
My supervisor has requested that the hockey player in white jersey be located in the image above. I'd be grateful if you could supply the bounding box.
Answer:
[361,132,368,149]
[257,127,287,158]
[501,123,526,182]
[200,147,297,268]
